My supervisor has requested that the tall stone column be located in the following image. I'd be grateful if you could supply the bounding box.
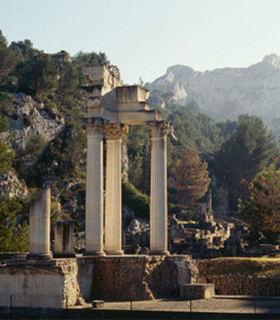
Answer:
[147,121,170,255]
[29,185,52,259]
[104,123,128,255]
[84,118,106,256]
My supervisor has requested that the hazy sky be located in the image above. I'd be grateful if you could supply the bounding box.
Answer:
[1,0,280,84]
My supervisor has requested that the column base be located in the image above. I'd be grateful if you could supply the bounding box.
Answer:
[27,253,53,260]
[105,250,124,256]
[149,250,170,256]
[83,250,106,257]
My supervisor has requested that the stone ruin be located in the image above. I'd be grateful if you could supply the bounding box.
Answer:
[81,65,172,256]
[0,65,204,309]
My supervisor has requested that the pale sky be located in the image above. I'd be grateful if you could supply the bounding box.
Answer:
[1,0,280,84]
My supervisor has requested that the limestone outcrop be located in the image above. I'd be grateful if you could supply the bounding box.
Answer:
[7,93,64,151]
[0,171,29,199]
[149,54,280,126]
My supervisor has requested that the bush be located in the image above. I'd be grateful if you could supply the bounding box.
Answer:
[122,181,150,219]
[0,196,29,252]
[0,114,9,132]
[44,98,58,120]
[0,92,15,117]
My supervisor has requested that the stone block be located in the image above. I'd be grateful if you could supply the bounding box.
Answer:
[117,86,149,103]
[54,221,74,257]
[0,259,84,308]
[180,283,215,300]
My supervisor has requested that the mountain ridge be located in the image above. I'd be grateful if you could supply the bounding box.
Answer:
[149,54,280,127]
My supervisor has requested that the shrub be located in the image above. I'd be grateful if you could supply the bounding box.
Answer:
[0,92,15,117]
[122,181,150,219]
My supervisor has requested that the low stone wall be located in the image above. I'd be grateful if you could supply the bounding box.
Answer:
[0,255,198,308]
[198,258,280,296]
[199,275,280,296]
[0,259,84,308]
[77,255,198,301]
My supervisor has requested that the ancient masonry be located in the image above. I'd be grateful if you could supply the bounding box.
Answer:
[0,65,202,309]
[81,65,172,255]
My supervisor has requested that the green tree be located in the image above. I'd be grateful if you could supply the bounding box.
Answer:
[239,163,280,243]
[16,134,46,166]
[18,52,58,99]
[57,62,79,109]
[10,39,38,62]
[0,30,18,84]
[215,115,279,212]
[0,92,16,117]
[0,114,9,132]
[165,104,223,154]
[0,196,29,252]
[122,182,150,219]
[169,147,211,209]
[73,51,109,86]
[127,125,151,193]
[0,136,15,175]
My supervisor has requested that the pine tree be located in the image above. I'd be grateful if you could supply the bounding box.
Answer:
[0,196,29,252]
[215,115,279,212]
[169,147,211,208]
[0,30,18,83]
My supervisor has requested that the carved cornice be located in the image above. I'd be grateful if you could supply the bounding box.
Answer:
[146,121,172,138]
[108,65,120,80]
[104,123,128,140]
[84,117,109,135]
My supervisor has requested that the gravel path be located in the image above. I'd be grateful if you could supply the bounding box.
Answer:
[102,297,280,314]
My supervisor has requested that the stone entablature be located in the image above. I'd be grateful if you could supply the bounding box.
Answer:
[82,65,173,256]
[81,66,162,125]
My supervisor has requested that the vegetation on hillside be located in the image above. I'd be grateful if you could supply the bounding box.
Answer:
[0,29,279,250]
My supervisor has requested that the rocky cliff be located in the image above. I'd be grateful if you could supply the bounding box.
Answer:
[149,54,280,127]
[7,93,64,151]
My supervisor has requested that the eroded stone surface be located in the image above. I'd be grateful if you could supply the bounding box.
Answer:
[0,259,84,308]
[77,255,198,301]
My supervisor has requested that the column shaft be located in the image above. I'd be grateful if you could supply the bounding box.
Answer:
[85,121,105,256]
[147,121,170,255]
[104,123,127,255]
[29,185,52,259]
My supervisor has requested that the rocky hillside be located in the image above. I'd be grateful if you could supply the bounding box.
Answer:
[8,93,64,151]
[149,54,280,127]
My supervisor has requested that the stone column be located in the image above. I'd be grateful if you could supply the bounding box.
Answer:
[54,221,74,257]
[84,118,106,256]
[147,121,170,255]
[104,123,128,255]
[29,185,52,259]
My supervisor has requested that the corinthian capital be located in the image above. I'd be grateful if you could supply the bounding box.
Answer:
[84,117,109,135]
[104,123,128,140]
[146,121,172,138]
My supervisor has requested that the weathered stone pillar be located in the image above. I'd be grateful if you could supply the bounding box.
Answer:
[104,123,128,255]
[147,121,170,255]
[29,185,52,259]
[54,221,74,257]
[84,118,106,256]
